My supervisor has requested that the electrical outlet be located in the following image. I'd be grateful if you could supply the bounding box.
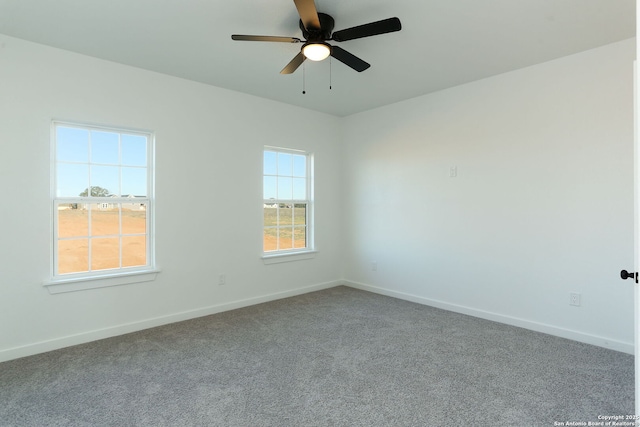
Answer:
[218,274,226,286]
[371,262,377,272]
[569,292,581,307]
[449,166,457,178]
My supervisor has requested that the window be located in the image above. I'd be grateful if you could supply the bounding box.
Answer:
[51,121,154,284]
[263,147,313,254]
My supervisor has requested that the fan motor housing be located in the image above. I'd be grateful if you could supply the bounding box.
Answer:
[300,12,335,41]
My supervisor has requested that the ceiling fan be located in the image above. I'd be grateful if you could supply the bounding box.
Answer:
[231,0,402,74]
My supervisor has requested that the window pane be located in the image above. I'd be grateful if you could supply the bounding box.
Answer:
[264,151,277,175]
[279,204,293,226]
[122,235,146,267]
[264,206,277,227]
[263,228,278,252]
[91,131,119,164]
[91,237,120,270]
[279,227,294,250]
[122,207,146,235]
[277,177,292,200]
[263,176,277,199]
[293,226,307,249]
[90,165,119,196]
[277,152,292,175]
[57,127,89,163]
[122,167,146,197]
[58,238,89,274]
[91,207,120,236]
[57,163,89,197]
[58,206,88,238]
[122,134,147,166]
[293,178,306,200]
[294,203,307,226]
[293,155,306,177]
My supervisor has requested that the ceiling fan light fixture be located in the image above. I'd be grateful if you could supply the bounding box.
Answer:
[302,43,331,61]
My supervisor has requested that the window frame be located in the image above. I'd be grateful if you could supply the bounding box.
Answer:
[46,120,157,292]
[262,146,314,260]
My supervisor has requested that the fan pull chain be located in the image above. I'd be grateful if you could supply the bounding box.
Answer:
[329,57,332,90]
[302,62,306,94]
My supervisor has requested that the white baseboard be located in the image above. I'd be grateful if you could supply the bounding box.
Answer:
[0,280,342,363]
[3,279,632,363]
[343,280,634,355]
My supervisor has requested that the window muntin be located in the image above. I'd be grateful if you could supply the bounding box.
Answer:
[263,148,312,254]
[52,122,153,279]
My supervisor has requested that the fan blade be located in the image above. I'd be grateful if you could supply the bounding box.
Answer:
[330,45,370,72]
[280,52,306,74]
[332,17,401,42]
[293,0,321,31]
[232,35,302,43]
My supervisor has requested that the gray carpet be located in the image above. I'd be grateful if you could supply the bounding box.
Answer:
[0,286,633,426]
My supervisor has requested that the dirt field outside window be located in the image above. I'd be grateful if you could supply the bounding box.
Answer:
[57,208,146,274]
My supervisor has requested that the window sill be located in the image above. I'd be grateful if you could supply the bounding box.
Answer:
[43,269,160,294]
[262,250,317,265]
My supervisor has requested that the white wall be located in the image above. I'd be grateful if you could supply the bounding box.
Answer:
[0,35,344,361]
[342,38,636,353]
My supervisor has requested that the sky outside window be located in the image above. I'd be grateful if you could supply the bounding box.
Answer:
[56,126,148,197]
[263,150,307,200]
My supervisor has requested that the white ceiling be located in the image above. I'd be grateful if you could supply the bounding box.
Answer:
[0,0,635,116]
